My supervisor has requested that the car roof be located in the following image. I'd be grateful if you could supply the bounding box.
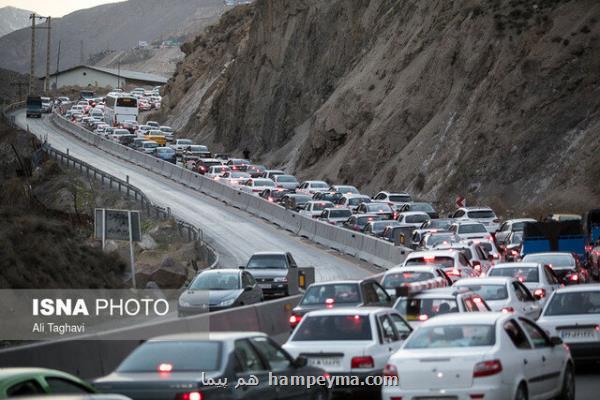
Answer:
[505,218,537,223]
[251,251,286,256]
[459,206,493,211]
[454,221,486,226]
[0,368,75,380]
[308,280,362,287]
[522,252,575,258]
[492,262,541,269]
[378,191,410,195]
[304,307,391,317]
[200,268,240,274]
[551,283,600,293]
[421,312,507,326]
[385,265,439,273]
[149,332,267,341]
[343,194,369,199]
[407,250,458,258]
[405,287,472,299]
[454,277,513,286]
[399,211,429,216]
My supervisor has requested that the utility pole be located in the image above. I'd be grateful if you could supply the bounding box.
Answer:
[55,40,61,90]
[45,17,51,94]
[29,13,36,95]
[117,61,121,89]
[80,40,84,64]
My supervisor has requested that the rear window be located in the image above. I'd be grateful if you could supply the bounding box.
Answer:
[412,203,435,212]
[395,298,459,321]
[292,315,372,341]
[348,197,370,206]
[425,235,455,247]
[367,203,392,212]
[301,283,361,305]
[357,215,383,225]
[311,182,328,188]
[404,325,495,349]
[406,256,454,268]
[329,209,352,218]
[312,202,333,211]
[389,195,411,203]
[277,176,297,182]
[118,341,221,372]
[489,266,539,283]
[406,214,429,223]
[254,179,275,187]
[383,271,435,288]
[458,224,487,234]
[456,284,509,301]
[522,254,574,268]
[543,291,600,316]
[247,255,287,269]
[467,210,496,219]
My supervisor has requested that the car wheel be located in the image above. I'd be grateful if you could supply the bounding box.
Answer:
[514,383,528,400]
[558,365,575,400]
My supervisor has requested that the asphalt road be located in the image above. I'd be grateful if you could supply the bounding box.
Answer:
[15,111,376,282]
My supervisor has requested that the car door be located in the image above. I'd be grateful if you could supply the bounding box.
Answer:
[242,272,261,304]
[513,281,540,319]
[376,313,402,367]
[502,319,545,398]
[496,222,510,246]
[233,339,276,400]
[518,318,563,396]
[249,336,305,400]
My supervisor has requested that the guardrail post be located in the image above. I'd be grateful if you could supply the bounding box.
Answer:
[66,149,69,156]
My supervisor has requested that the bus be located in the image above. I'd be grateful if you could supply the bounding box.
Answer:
[104,95,138,126]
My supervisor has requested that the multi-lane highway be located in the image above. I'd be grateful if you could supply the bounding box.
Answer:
[15,110,375,282]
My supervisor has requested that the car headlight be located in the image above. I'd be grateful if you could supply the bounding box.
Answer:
[179,299,191,307]
[273,277,288,283]
[218,298,236,307]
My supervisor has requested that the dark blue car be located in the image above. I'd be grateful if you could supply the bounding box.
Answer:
[153,147,176,163]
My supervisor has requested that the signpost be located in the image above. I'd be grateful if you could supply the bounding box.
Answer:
[455,196,466,209]
[95,209,142,288]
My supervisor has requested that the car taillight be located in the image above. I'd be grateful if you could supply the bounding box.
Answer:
[473,359,502,378]
[383,363,398,378]
[325,298,335,308]
[448,268,460,276]
[176,392,203,400]
[289,314,302,328]
[268,197,274,202]
[418,314,429,321]
[351,356,374,369]
[501,307,515,313]
[252,189,261,192]
[157,363,172,372]
[569,274,579,282]
[534,288,546,298]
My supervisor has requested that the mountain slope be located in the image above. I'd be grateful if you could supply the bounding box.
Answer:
[158,0,600,215]
[0,0,225,74]
[0,6,31,38]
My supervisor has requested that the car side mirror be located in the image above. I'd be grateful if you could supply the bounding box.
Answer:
[293,356,308,368]
[244,286,253,292]
[238,265,246,270]
[533,292,543,300]
[550,336,563,346]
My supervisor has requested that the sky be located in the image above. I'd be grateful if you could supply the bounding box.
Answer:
[0,0,127,17]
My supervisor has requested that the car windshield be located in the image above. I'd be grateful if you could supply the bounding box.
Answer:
[459,224,487,233]
[467,210,496,219]
[406,256,454,268]
[543,291,600,316]
[427,220,452,229]
[277,175,297,182]
[509,232,523,244]
[254,179,275,187]
[301,283,361,305]
[292,315,371,341]
[489,266,539,283]
[425,235,456,247]
[336,186,359,194]
[348,197,370,206]
[404,325,495,349]
[512,222,528,231]
[523,254,574,268]
[456,284,508,300]
[247,255,287,269]
[312,202,334,211]
[190,272,240,290]
[406,214,430,223]
[144,142,159,148]
[117,341,221,372]
[395,298,459,321]
[328,209,352,218]
[366,204,392,212]
[383,271,435,288]
[412,203,435,212]
[389,195,411,203]
[178,140,193,145]
[311,182,328,188]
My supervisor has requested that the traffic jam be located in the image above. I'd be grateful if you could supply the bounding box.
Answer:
[12,90,600,400]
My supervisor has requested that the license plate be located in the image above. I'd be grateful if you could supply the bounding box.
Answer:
[258,283,272,289]
[560,329,596,340]
[307,357,342,368]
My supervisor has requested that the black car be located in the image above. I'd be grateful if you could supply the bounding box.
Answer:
[178,269,263,316]
[226,159,251,172]
[342,214,384,231]
[312,191,343,203]
[355,203,396,220]
[259,188,290,203]
[289,279,392,329]
[246,165,267,178]
[397,202,439,219]
[281,194,312,211]
[94,332,327,400]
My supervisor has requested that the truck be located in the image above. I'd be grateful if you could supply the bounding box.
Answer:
[26,96,42,118]
[521,220,585,260]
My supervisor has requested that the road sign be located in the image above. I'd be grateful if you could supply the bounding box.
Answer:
[456,196,466,208]
[95,209,142,288]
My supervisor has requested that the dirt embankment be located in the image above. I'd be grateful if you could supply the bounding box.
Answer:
[157,0,600,216]
[0,119,207,289]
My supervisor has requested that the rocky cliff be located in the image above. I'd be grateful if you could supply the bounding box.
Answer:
[159,0,600,214]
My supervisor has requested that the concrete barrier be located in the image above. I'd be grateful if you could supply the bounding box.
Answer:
[313,220,341,250]
[298,217,318,240]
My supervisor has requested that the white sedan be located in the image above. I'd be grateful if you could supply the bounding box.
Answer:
[239,178,276,194]
[283,308,412,389]
[453,277,542,319]
[220,171,251,186]
[537,284,600,362]
[205,165,230,179]
[382,313,574,400]
[299,201,335,218]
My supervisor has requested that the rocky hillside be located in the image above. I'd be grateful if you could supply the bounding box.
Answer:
[0,0,225,74]
[158,0,600,215]
[0,6,31,38]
